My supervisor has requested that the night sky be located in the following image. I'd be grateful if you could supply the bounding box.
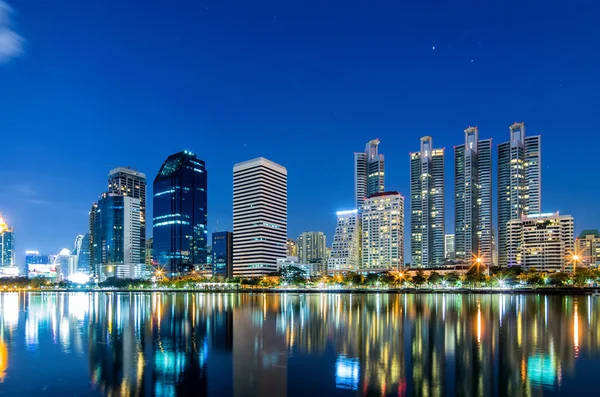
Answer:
[1,0,599,264]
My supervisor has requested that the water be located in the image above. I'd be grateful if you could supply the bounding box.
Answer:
[0,292,598,396]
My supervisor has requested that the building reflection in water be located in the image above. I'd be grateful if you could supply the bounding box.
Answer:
[0,292,600,396]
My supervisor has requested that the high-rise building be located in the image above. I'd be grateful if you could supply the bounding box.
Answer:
[92,193,144,280]
[575,230,600,267]
[88,202,98,277]
[69,234,86,276]
[354,139,385,210]
[361,192,404,271]
[444,234,455,260]
[498,122,541,266]
[54,248,72,279]
[297,231,327,275]
[0,214,15,269]
[328,210,361,272]
[410,136,445,267]
[153,151,208,275]
[286,238,298,257]
[76,233,91,274]
[506,212,573,272]
[212,231,233,278]
[108,167,147,266]
[233,157,287,277]
[145,237,153,267]
[454,127,493,265]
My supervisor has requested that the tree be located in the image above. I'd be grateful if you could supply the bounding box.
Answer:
[412,270,426,287]
[465,268,486,286]
[549,272,570,286]
[444,272,460,287]
[280,265,306,285]
[427,272,442,286]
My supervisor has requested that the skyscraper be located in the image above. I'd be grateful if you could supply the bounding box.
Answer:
[88,203,98,276]
[212,231,233,278]
[354,139,385,210]
[297,231,327,275]
[108,167,147,266]
[454,127,493,265]
[361,192,404,270]
[498,122,541,266]
[410,136,445,267]
[444,234,455,260]
[286,238,298,257]
[233,157,287,277]
[575,230,600,267]
[0,214,15,269]
[153,151,208,275]
[92,193,144,279]
[328,210,361,272]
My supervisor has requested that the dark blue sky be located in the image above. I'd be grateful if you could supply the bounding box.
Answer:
[1,0,599,262]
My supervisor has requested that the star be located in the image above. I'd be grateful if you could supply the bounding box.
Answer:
[432,46,436,50]
[470,59,474,63]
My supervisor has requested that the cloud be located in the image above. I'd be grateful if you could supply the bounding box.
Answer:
[0,1,24,63]
[11,184,52,206]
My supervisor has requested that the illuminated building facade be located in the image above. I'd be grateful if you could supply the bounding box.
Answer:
[445,234,455,260]
[212,231,233,278]
[328,210,361,271]
[354,139,385,210]
[108,167,147,269]
[454,127,493,265]
[506,212,574,272]
[153,151,208,275]
[297,231,327,275]
[361,192,404,270]
[286,238,297,257]
[498,122,541,266]
[410,136,445,267]
[575,230,600,267]
[92,193,144,279]
[0,214,15,269]
[233,157,287,277]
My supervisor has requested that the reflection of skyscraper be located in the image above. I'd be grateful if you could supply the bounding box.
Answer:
[410,136,445,267]
[153,151,208,275]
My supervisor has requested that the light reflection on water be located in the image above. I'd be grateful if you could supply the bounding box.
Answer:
[0,292,599,396]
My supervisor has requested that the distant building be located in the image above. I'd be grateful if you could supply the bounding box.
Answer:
[233,158,287,277]
[575,230,600,267]
[25,251,57,279]
[88,203,98,277]
[212,231,233,278]
[92,193,145,280]
[277,256,310,278]
[498,122,541,267]
[354,139,385,210]
[0,214,15,269]
[153,151,208,275]
[297,232,327,275]
[54,248,72,279]
[410,136,445,267]
[506,212,574,272]
[328,210,361,272]
[286,238,298,257]
[454,127,492,265]
[444,234,455,260]
[145,237,153,267]
[361,192,404,271]
[108,167,147,269]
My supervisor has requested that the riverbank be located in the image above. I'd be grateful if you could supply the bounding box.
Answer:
[2,286,600,295]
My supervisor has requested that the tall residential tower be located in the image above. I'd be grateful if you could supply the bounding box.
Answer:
[410,136,445,267]
[328,210,361,272]
[233,158,287,277]
[497,122,541,266]
[454,127,493,265]
[354,139,385,210]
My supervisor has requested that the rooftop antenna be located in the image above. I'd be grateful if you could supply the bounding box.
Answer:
[214,219,220,233]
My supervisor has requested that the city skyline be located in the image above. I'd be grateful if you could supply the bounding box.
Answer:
[2,1,600,263]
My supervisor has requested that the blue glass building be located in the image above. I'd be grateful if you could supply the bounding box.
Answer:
[153,151,208,275]
[212,231,233,278]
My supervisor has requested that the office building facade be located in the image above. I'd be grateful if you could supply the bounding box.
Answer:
[410,136,445,267]
[286,238,298,257]
[444,234,455,260]
[233,158,287,277]
[108,167,147,266]
[153,151,208,275]
[454,127,493,265]
[498,122,541,266]
[328,210,361,272]
[92,193,144,280]
[297,231,327,275]
[506,212,573,272]
[354,139,385,210]
[0,214,15,269]
[212,231,233,278]
[361,192,404,270]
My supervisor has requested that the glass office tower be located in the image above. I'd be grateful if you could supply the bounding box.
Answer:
[153,151,208,275]
[212,231,233,278]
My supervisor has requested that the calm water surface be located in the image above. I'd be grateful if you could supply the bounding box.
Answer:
[0,292,598,396]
